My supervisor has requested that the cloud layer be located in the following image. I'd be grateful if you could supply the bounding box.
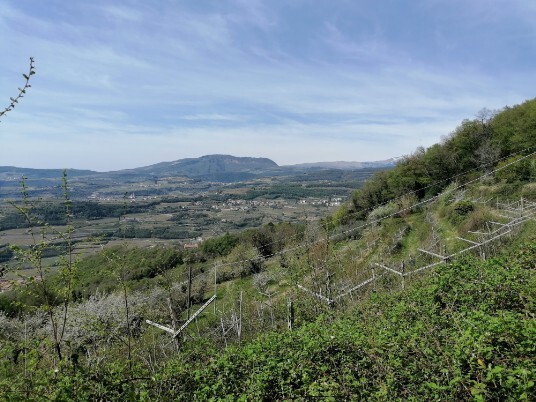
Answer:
[0,0,534,170]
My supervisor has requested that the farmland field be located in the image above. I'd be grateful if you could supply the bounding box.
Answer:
[0,167,382,275]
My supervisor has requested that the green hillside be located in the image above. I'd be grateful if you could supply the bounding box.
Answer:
[0,99,535,400]
[144,239,536,401]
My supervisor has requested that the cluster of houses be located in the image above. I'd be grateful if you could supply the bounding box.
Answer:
[211,197,344,212]
[297,197,343,207]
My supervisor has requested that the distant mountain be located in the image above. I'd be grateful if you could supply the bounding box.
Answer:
[287,158,400,170]
[0,155,397,183]
[0,166,97,180]
[123,155,278,181]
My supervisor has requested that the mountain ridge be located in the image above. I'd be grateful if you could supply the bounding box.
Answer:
[0,154,397,182]
[286,157,400,170]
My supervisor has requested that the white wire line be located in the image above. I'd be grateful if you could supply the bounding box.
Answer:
[213,149,536,270]
[327,203,536,301]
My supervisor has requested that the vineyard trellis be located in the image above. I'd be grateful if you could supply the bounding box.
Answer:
[142,195,535,348]
[139,192,535,357]
[146,294,217,338]
[298,196,536,305]
[142,148,536,348]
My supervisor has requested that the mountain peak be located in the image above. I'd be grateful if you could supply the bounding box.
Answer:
[132,154,278,181]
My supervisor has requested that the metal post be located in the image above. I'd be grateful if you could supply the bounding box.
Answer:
[287,298,294,331]
[401,261,405,290]
[214,264,217,314]
[238,291,243,344]
[187,265,192,320]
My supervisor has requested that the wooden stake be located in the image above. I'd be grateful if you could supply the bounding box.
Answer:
[167,297,180,351]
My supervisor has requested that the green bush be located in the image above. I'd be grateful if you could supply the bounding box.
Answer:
[200,233,239,258]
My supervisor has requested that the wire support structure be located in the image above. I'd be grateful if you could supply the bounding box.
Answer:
[214,149,536,271]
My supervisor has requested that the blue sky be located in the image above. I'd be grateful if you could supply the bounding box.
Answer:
[0,0,535,171]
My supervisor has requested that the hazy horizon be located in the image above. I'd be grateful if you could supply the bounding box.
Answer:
[0,153,401,173]
[1,1,535,170]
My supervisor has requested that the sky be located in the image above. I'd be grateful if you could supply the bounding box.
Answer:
[0,0,535,171]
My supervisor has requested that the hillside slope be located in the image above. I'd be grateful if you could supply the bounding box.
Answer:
[158,238,536,401]
[3,231,533,400]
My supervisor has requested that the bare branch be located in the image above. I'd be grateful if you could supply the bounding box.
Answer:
[0,57,36,121]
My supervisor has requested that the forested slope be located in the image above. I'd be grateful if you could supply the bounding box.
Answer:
[338,99,536,223]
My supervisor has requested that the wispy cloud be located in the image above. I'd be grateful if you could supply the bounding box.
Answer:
[0,0,534,170]
[101,5,144,23]
[179,114,244,122]
[323,22,403,64]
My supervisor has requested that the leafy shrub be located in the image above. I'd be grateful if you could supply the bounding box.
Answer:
[200,233,239,258]
[0,245,13,263]
[453,200,474,215]
[443,200,475,225]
